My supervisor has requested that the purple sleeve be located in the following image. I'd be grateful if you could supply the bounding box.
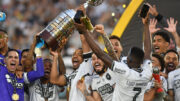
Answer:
[27,58,44,83]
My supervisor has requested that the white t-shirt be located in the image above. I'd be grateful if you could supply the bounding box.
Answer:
[111,58,152,101]
[91,68,116,101]
[28,79,62,101]
[66,69,78,89]
[168,68,180,101]
[69,58,94,101]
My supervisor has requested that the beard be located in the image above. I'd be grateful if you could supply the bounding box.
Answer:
[94,66,106,75]
[165,62,176,73]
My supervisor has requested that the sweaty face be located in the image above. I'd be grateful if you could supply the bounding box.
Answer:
[164,52,179,73]
[110,39,123,59]
[152,56,162,71]
[43,60,52,79]
[5,51,19,73]
[92,54,105,75]
[153,35,169,54]
[72,49,83,70]
[0,32,8,49]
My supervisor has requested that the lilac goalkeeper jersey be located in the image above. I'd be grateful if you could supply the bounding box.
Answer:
[0,58,44,101]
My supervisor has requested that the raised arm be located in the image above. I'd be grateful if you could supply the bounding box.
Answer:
[142,14,151,60]
[57,49,66,75]
[24,33,38,71]
[95,24,119,61]
[50,49,67,86]
[26,46,44,83]
[75,22,113,68]
[80,34,91,53]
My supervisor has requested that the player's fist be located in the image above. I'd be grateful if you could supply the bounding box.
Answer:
[94,24,105,35]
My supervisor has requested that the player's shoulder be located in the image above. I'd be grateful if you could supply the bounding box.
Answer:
[169,68,180,77]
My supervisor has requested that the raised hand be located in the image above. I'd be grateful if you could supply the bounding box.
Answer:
[94,24,105,35]
[149,18,161,35]
[154,80,163,89]
[50,48,58,57]
[74,18,87,34]
[147,3,158,16]
[164,17,178,34]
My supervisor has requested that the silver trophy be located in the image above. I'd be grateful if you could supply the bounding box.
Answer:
[39,0,104,50]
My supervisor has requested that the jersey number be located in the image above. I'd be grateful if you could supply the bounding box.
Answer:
[133,87,142,101]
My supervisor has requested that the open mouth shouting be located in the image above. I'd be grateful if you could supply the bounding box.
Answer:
[154,46,160,53]
[72,58,80,67]
[44,70,50,76]
[94,62,103,71]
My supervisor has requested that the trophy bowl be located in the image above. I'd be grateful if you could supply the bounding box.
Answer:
[39,0,104,50]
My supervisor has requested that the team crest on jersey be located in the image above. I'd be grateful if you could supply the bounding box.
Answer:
[106,73,111,80]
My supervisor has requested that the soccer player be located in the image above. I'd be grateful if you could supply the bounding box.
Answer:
[144,53,168,101]
[0,49,44,101]
[152,31,170,56]
[77,53,116,101]
[167,50,180,101]
[28,57,64,101]
[75,12,152,101]
[164,50,179,75]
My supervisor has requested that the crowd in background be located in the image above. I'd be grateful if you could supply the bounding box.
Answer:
[0,0,127,56]
[0,0,180,101]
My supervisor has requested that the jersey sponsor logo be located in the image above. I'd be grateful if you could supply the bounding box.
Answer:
[174,74,180,78]
[126,81,148,87]
[174,79,180,89]
[106,73,111,80]
[114,68,126,74]
[136,82,148,86]
[126,81,136,86]
[98,83,114,96]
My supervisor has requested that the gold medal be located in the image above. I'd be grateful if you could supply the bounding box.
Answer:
[12,93,19,101]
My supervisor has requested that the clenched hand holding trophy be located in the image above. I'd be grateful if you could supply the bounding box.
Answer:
[38,0,104,50]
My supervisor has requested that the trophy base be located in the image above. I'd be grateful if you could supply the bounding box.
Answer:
[40,30,59,51]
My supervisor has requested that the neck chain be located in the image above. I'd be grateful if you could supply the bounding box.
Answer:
[5,74,20,101]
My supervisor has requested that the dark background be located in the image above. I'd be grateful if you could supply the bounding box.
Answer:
[121,0,180,55]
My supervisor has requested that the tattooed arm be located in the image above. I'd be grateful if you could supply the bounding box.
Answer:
[95,25,119,61]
